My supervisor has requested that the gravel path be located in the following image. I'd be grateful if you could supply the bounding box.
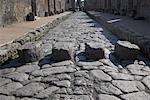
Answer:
[0,12,150,100]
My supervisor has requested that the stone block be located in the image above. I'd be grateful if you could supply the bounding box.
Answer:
[115,40,140,60]
[51,42,76,62]
[85,42,105,60]
[18,42,43,63]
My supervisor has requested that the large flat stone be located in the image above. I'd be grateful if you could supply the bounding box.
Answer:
[98,94,121,100]
[96,82,122,95]
[5,72,29,82]
[42,66,76,76]
[16,64,40,73]
[91,70,112,81]
[108,72,134,80]
[121,91,150,100]
[0,95,15,100]
[0,82,23,95]
[112,80,139,93]
[115,40,140,60]
[35,86,59,99]
[0,78,12,87]
[142,75,150,89]
[13,82,44,96]
[53,80,71,88]
[85,42,105,60]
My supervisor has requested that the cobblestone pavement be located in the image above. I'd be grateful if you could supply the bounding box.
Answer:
[0,12,150,100]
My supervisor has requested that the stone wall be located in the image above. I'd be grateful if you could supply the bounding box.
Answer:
[85,0,150,22]
[0,0,31,26]
[0,0,75,26]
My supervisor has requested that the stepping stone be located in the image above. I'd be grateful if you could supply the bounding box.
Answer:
[51,42,76,62]
[18,42,43,63]
[115,40,140,60]
[85,42,104,60]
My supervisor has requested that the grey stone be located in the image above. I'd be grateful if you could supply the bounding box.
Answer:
[51,60,74,67]
[42,66,76,76]
[16,64,40,73]
[77,61,103,67]
[0,82,23,95]
[82,66,98,70]
[115,40,140,60]
[0,68,16,75]
[41,64,52,69]
[60,95,93,100]
[0,78,12,87]
[142,75,150,89]
[127,64,144,70]
[18,42,43,63]
[56,74,71,80]
[14,82,44,96]
[108,72,134,80]
[73,87,89,95]
[91,70,112,81]
[112,80,139,93]
[35,86,59,98]
[98,94,121,100]
[96,82,122,95]
[51,42,76,61]
[5,72,29,82]
[75,77,93,86]
[21,98,39,100]
[0,95,15,100]
[53,80,71,88]
[85,42,105,60]
[121,91,150,100]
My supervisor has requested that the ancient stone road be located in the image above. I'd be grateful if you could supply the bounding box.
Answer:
[0,12,150,100]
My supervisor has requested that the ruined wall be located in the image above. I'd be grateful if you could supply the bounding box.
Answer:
[85,0,150,22]
[0,0,31,26]
[49,0,55,15]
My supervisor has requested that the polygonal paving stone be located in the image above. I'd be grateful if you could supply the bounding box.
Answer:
[96,82,122,95]
[35,86,59,99]
[16,64,40,73]
[142,75,150,89]
[108,72,134,80]
[42,66,76,76]
[51,60,74,67]
[0,95,15,100]
[0,82,23,95]
[98,94,121,100]
[0,78,12,87]
[121,91,150,100]
[112,80,139,93]
[53,80,71,88]
[13,82,44,97]
[77,61,103,67]
[91,70,112,81]
[5,72,29,82]
[0,68,16,75]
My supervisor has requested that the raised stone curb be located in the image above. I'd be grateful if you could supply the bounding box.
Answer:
[0,12,72,65]
[86,11,150,59]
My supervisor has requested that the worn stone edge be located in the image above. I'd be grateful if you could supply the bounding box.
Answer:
[86,11,150,59]
[0,12,73,65]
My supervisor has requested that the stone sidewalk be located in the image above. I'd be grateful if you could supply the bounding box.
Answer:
[87,11,150,59]
[0,12,72,46]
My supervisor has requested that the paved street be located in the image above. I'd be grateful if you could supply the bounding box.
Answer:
[0,12,150,100]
